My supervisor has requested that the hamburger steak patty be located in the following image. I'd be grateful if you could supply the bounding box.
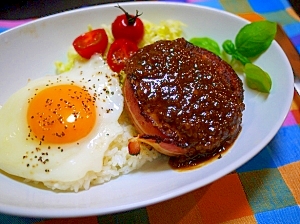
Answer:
[124,38,245,158]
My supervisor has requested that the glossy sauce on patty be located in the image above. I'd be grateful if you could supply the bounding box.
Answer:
[124,38,244,165]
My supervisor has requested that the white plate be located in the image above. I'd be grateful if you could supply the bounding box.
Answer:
[0,2,294,218]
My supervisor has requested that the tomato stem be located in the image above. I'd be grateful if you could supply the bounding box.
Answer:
[115,4,143,26]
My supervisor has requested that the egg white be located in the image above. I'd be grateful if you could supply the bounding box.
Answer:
[0,55,124,182]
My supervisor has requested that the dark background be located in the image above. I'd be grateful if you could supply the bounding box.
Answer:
[0,0,299,19]
[0,0,131,19]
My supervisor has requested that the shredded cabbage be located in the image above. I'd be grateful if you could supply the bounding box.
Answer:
[54,47,86,74]
[55,19,185,74]
[140,19,185,46]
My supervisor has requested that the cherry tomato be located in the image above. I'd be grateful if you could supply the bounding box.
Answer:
[107,38,138,73]
[112,5,144,44]
[73,29,108,59]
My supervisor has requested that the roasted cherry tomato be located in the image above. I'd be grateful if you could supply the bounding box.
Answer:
[107,38,138,73]
[111,5,144,44]
[73,29,108,59]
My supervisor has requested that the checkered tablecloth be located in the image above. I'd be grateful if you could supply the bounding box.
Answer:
[0,0,299,223]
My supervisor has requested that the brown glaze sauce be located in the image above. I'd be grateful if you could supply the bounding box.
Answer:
[124,38,244,167]
[125,38,244,156]
[169,141,232,171]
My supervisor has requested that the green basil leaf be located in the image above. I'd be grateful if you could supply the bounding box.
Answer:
[244,63,272,93]
[222,39,236,55]
[189,37,221,56]
[232,51,251,65]
[235,21,277,58]
[222,40,251,65]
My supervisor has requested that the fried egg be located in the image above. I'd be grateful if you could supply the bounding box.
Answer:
[0,55,123,183]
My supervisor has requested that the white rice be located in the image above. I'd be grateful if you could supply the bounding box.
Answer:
[38,112,161,192]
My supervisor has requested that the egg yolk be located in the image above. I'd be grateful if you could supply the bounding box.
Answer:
[27,84,97,144]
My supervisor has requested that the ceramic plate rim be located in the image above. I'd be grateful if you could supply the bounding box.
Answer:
[0,1,294,218]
